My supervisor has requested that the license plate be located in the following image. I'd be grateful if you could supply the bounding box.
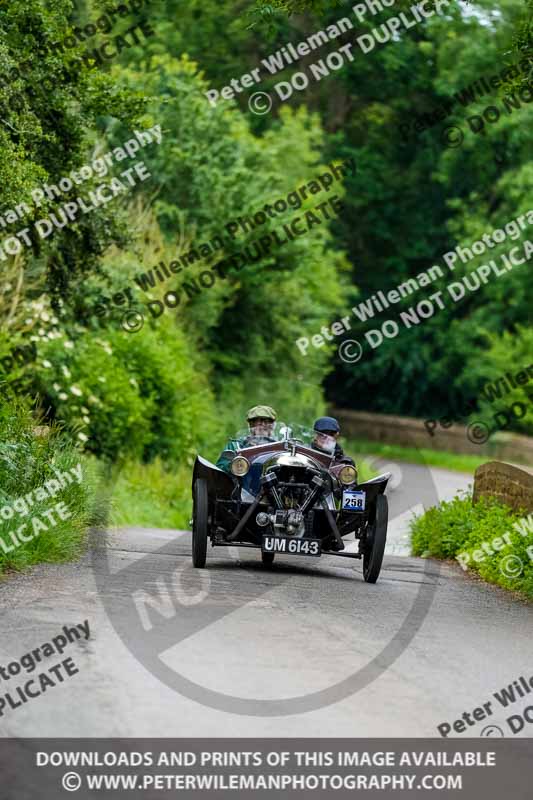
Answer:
[261,535,321,557]
[342,490,366,511]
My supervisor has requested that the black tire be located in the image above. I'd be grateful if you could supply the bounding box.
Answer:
[262,552,275,567]
[363,494,388,583]
[192,478,209,568]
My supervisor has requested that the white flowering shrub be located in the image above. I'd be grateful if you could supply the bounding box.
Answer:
[31,315,217,464]
[0,294,61,387]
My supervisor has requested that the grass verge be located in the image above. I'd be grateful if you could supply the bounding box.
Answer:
[410,492,533,601]
[0,399,105,576]
[109,458,193,530]
[347,438,488,474]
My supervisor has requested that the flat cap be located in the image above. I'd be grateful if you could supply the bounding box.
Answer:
[246,405,277,421]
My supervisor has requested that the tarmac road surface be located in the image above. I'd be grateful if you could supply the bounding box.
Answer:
[0,462,532,737]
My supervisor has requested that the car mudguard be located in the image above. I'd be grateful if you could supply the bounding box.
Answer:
[356,472,391,505]
[336,472,391,532]
[192,455,236,499]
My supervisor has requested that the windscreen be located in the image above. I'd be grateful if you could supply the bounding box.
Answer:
[233,422,315,447]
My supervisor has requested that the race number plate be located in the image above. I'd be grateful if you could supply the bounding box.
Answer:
[261,535,321,557]
[342,490,366,511]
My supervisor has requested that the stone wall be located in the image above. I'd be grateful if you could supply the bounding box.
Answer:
[472,461,533,513]
[332,408,533,467]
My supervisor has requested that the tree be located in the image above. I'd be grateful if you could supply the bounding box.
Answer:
[0,0,146,302]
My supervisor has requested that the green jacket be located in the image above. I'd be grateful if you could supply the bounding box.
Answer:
[215,438,246,473]
[216,435,277,473]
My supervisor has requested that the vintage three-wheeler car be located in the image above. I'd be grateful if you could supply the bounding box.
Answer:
[191,424,390,582]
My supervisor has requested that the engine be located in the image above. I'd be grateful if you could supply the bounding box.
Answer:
[258,455,330,537]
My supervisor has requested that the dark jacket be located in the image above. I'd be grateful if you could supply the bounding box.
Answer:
[333,443,355,465]
[312,440,355,466]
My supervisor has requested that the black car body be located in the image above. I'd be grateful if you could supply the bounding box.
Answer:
[191,425,390,582]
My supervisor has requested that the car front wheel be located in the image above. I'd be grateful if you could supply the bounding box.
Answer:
[363,494,388,583]
[192,478,209,568]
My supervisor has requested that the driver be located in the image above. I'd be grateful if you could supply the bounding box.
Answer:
[312,416,355,465]
[216,405,277,473]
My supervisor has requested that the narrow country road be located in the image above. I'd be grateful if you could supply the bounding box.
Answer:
[1,463,532,738]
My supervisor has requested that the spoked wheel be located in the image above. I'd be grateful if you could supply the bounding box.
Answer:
[192,478,209,568]
[363,494,388,583]
[261,552,275,567]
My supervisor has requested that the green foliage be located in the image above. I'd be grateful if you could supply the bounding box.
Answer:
[93,55,348,426]
[252,0,354,16]
[1,0,531,543]
[31,315,218,464]
[411,491,479,559]
[411,493,533,599]
[318,0,531,425]
[0,0,145,299]
[158,0,530,428]
[0,394,103,574]
[471,325,533,436]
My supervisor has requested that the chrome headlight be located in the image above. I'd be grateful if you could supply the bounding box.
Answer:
[339,465,357,485]
[231,456,250,477]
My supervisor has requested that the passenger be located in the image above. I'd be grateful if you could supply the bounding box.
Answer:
[311,416,355,465]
